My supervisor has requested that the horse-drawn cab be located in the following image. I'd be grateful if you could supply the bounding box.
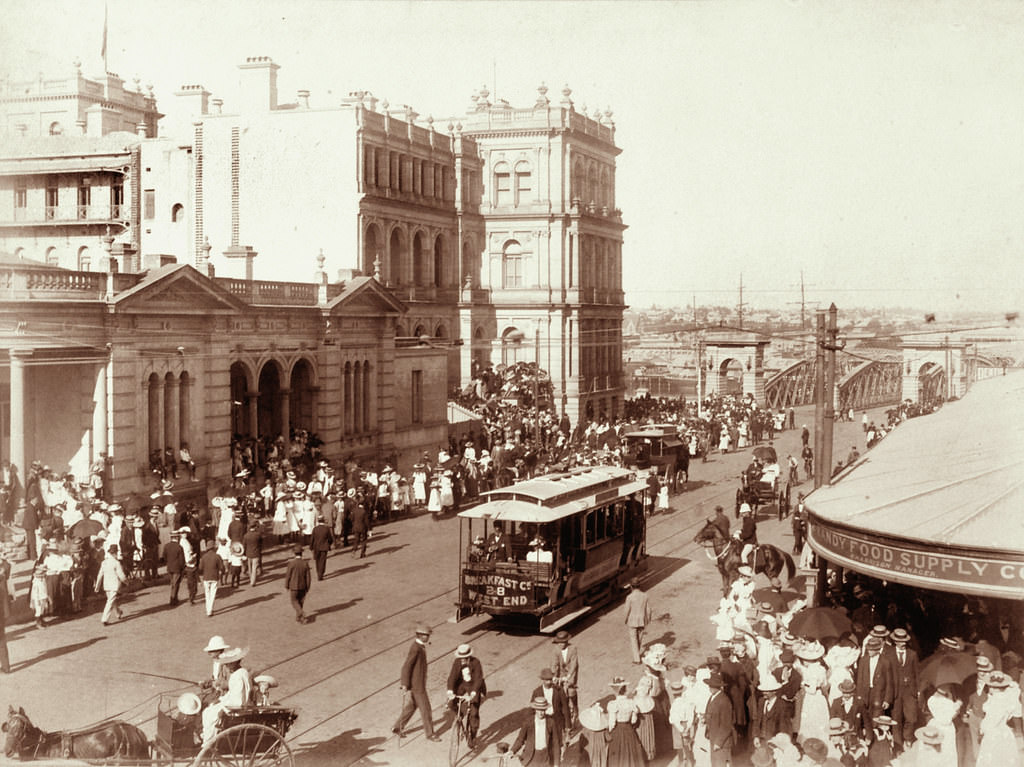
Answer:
[735,445,790,517]
[155,689,297,766]
[622,426,689,492]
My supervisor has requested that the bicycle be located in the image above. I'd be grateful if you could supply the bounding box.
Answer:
[448,693,475,767]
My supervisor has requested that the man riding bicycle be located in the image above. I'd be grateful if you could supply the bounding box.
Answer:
[446,643,486,748]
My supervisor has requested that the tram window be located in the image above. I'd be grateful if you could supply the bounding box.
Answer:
[585,512,597,546]
[609,503,624,536]
[596,509,607,540]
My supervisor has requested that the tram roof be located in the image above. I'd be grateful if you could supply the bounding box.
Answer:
[806,372,1024,554]
[459,465,648,522]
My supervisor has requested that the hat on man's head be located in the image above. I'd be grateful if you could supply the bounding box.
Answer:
[204,635,229,653]
[940,637,964,651]
[987,671,1011,689]
[865,636,883,652]
[455,644,472,659]
[292,545,303,555]
[976,655,994,672]
[553,630,570,644]
[758,676,782,693]
[737,565,754,578]
[414,623,432,636]
[829,718,851,736]
[705,655,722,667]
[705,672,724,689]
[347,488,356,498]
[530,696,549,711]
[891,628,911,644]
[838,679,856,694]
[869,625,890,639]
[218,646,248,665]
[539,668,554,681]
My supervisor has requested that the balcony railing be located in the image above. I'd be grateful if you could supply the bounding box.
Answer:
[4,205,126,225]
[215,278,318,306]
[0,267,107,300]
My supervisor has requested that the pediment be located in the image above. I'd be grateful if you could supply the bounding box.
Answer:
[326,276,406,316]
[112,264,247,314]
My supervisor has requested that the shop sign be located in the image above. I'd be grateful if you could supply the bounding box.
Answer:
[809,520,1024,595]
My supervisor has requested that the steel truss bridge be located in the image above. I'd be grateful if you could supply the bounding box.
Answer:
[764,353,903,411]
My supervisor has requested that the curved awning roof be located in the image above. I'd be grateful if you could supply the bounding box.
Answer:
[805,373,1024,599]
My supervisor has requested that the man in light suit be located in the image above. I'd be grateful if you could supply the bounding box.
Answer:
[856,635,897,719]
[624,576,652,664]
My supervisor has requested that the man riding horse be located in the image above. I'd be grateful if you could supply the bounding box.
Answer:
[693,517,795,595]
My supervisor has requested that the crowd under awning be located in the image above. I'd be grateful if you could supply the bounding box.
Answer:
[805,372,1024,600]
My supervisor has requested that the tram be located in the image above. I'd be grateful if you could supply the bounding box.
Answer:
[455,465,649,633]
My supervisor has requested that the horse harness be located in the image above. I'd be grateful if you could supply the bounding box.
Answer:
[9,711,117,760]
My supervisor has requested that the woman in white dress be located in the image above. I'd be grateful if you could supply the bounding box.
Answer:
[793,643,830,746]
[976,673,1021,767]
[924,686,961,767]
[427,476,442,513]
[439,471,455,511]
[411,465,427,508]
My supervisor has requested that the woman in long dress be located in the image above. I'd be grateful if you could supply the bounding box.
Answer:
[427,476,442,513]
[975,674,1020,767]
[606,677,646,766]
[439,471,455,512]
[794,646,831,746]
[411,465,427,509]
[578,703,610,767]
[924,686,961,767]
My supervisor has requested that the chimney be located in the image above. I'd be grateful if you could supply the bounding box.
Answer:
[297,89,310,109]
[211,98,223,114]
[76,119,87,135]
[238,56,279,113]
[175,84,211,118]
[136,122,147,138]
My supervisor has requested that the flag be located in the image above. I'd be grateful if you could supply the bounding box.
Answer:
[101,3,108,70]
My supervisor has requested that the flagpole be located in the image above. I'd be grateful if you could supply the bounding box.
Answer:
[101,2,108,73]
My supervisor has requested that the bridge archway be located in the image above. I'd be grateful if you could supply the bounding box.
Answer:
[704,333,770,403]
[901,340,968,403]
[717,358,745,396]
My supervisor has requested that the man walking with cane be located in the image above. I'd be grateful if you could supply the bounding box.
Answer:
[393,624,440,741]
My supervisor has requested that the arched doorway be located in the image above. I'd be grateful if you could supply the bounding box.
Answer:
[290,358,315,434]
[473,326,489,370]
[502,327,525,367]
[918,362,946,404]
[718,358,744,396]
[230,362,251,438]
[257,361,283,439]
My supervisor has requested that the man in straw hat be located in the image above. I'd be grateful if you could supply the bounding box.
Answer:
[512,695,563,766]
[393,624,439,741]
[890,627,920,750]
[201,646,251,744]
[856,635,896,719]
[446,643,487,748]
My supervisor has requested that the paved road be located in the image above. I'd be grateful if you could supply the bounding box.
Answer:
[1,405,890,766]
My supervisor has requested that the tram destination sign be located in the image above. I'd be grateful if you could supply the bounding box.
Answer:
[809,518,1024,599]
[462,570,536,609]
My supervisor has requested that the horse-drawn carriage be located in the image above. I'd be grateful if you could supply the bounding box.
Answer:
[622,426,690,492]
[735,445,790,517]
[5,695,297,767]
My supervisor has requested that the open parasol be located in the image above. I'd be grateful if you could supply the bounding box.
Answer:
[68,518,104,539]
[787,606,852,641]
[918,651,977,691]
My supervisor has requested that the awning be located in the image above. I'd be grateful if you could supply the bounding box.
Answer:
[805,373,1024,599]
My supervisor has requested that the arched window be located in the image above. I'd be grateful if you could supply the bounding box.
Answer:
[435,324,448,339]
[77,246,91,271]
[48,122,63,136]
[412,231,427,286]
[433,234,446,287]
[502,240,523,288]
[388,227,405,286]
[462,238,475,288]
[171,203,185,223]
[394,323,407,338]
[493,161,512,207]
[573,159,585,202]
[147,372,161,457]
[45,247,59,266]
[413,324,427,338]
[363,223,382,276]
[343,361,353,435]
[502,327,524,367]
[514,161,532,206]
[600,168,611,208]
[587,163,598,204]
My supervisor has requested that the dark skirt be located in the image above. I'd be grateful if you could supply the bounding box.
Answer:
[607,721,647,766]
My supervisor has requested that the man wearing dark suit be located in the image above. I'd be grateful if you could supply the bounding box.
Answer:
[531,667,571,742]
[446,643,487,747]
[705,672,734,767]
[828,679,868,739]
[774,648,802,728]
[890,628,920,751]
[163,530,186,606]
[309,515,334,580]
[856,636,896,719]
[962,655,994,767]
[711,505,730,540]
[283,545,311,624]
[393,624,439,741]
[486,523,512,562]
[512,696,562,766]
[750,676,791,748]
[551,630,580,728]
[350,500,370,558]
[242,523,262,587]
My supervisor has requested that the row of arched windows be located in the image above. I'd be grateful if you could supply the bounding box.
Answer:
[492,161,532,208]
[146,371,192,458]
[17,245,94,271]
[580,235,622,291]
[579,319,621,381]
[363,145,451,202]
[362,223,454,288]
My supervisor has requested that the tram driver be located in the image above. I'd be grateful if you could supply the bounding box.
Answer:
[486,522,512,562]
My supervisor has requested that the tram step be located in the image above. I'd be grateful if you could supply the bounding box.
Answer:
[539,604,592,633]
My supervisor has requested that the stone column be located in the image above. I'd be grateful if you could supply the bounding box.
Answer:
[9,349,29,477]
[278,389,291,443]
[93,360,108,458]
[179,375,191,449]
[247,391,260,439]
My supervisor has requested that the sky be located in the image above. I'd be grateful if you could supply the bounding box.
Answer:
[4,0,1024,317]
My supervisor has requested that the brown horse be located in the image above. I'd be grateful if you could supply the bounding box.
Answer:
[3,706,149,760]
[693,519,795,594]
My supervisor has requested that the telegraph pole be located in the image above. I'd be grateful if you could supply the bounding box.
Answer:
[813,310,826,489]
[822,303,840,484]
[737,273,746,329]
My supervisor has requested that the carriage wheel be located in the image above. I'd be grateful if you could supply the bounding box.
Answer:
[783,484,791,515]
[734,489,743,517]
[193,723,294,767]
